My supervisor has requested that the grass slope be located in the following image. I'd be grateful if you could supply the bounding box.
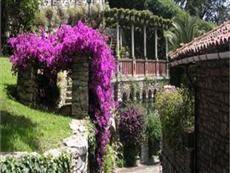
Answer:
[0,57,71,153]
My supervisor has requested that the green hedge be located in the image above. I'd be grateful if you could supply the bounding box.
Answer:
[0,153,71,173]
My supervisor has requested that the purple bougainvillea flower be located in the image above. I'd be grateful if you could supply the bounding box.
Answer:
[8,21,116,172]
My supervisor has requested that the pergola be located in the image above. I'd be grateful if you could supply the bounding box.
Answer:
[105,8,172,77]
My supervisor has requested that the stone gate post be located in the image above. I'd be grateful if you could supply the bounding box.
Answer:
[72,56,89,119]
[17,65,37,106]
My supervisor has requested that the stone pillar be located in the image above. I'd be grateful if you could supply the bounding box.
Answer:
[116,22,120,58]
[154,29,158,60]
[72,56,89,119]
[165,35,169,77]
[154,29,159,76]
[131,24,135,58]
[144,25,147,59]
[17,65,37,106]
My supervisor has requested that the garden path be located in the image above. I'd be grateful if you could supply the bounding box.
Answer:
[115,163,162,173]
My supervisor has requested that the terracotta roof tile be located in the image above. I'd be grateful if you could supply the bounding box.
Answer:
[169,20,230,60]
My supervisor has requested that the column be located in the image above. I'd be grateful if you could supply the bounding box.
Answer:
[155,29,159,76]
[72,56,89,119]
[131,24,135,76]
[165,35,169,77]
[17,65,37,106]
[131,24,135,58]
[144,25,147,59]
[120,28,123,51]
[144,25,148,76]
[116,22,120,58]
[154,29,158,60]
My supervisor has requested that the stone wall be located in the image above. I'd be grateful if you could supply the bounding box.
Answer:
[115,78,164,102]
[17,66,37,106]
[163,58,229,173]
[193,59,229,173]
[162,146,194,173]
[72,56,89,118]
[161,131,194,173]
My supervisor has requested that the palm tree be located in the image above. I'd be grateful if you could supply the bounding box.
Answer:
[165,13,213,50]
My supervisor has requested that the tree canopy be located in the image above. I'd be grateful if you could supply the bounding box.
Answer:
[174,0,230,24]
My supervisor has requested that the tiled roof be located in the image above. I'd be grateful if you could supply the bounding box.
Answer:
[169,20,230,60]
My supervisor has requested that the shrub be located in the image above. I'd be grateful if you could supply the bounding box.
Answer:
[34,11,48,28]
[0,153,71,173]
[155,87,194,149]
[86,118,97,172]
[145,110,161,157]
[102,145,116,173]
[119,104,145,166]
[86,118,96,157]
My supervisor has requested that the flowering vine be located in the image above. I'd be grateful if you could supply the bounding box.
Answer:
[8,22,116,172]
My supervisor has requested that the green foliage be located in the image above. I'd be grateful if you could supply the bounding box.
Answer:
[165,13,214,50]
[108,0,185,19]
[34,11,48,28]
[0,153,71,173]
[2,0,40,34]
[1,0,40,54]
[175,0,229,23]
[155,88,194,149]
[145,0,184,19]
[144,110,161,156]
[105,8,172,29]
[102,145,116,173]
[0,58,71,152]
[86,118,97,172]
[109,0,146,10]
[86,118,96,157]
[34,4,106,31]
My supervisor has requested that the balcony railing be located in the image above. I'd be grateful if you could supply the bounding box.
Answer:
[118,59,167,77]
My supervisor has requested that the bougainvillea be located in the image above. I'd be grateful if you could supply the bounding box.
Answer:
[119,104,145,166]
[8,22,116,172]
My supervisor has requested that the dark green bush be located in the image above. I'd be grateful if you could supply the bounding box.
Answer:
[0,153,71,173]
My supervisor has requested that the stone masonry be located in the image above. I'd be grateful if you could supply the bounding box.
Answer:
[163,58,229,173]
[72,56,89,118]
[194,59,229,173]
[17,65,37,106]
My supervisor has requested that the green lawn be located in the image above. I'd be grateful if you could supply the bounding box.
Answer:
[0,57,71,153]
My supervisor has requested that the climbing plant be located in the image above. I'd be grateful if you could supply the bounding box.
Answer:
[8,22,116,172]
[104,8,172,29]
